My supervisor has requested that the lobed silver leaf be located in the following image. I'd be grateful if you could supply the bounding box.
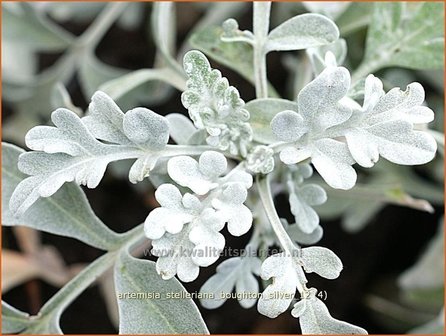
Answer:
[167,151,227,195]
[301,247,343,280]
[257,253,298,318]
[200,256,261,309]
[298,296,368,334]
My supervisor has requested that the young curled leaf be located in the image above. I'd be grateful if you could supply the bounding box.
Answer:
[246,145,275,174]
[221,18,254,44]
[307,39,348,74]
[128,154,161,184]
[181,50,252,156]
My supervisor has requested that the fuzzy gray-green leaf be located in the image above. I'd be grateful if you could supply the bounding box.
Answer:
[246,98,299,144]
[115,250,209,334]
[360,2,444,72]
[266,14,339,53]
[299,296,368,334]
[301,246,343,279]
[181,50,252,156]
[2,142,122,250]
[2,3,73,51]
[9,108,140,215]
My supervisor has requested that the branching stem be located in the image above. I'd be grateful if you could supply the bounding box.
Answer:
[27,225,145,331]
[256,174,308,293]
[77,2,128,48]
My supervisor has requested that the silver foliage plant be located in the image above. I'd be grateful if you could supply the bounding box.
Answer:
[3,1,443,335]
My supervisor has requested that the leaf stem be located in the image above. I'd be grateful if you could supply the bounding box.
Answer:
[256,174,308,292]
[27,225,145,331]
[257,175,297,255]
[77,2,128,49]
[253,48,268,99]
[163,145,241,160]
[351,60,381,84]
[253,2,271,99]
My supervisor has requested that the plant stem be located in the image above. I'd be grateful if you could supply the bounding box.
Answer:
[253,2,271,99]
[256,174,308,293]
[77,2,128,48]
[256,175,297,255]
[351,61,381,83]
[163,145,241,160]
[28,225,144,329]
[254,47,268,99]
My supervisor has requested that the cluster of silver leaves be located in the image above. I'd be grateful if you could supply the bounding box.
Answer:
[271,63,437,190]
[144,151,253,282]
